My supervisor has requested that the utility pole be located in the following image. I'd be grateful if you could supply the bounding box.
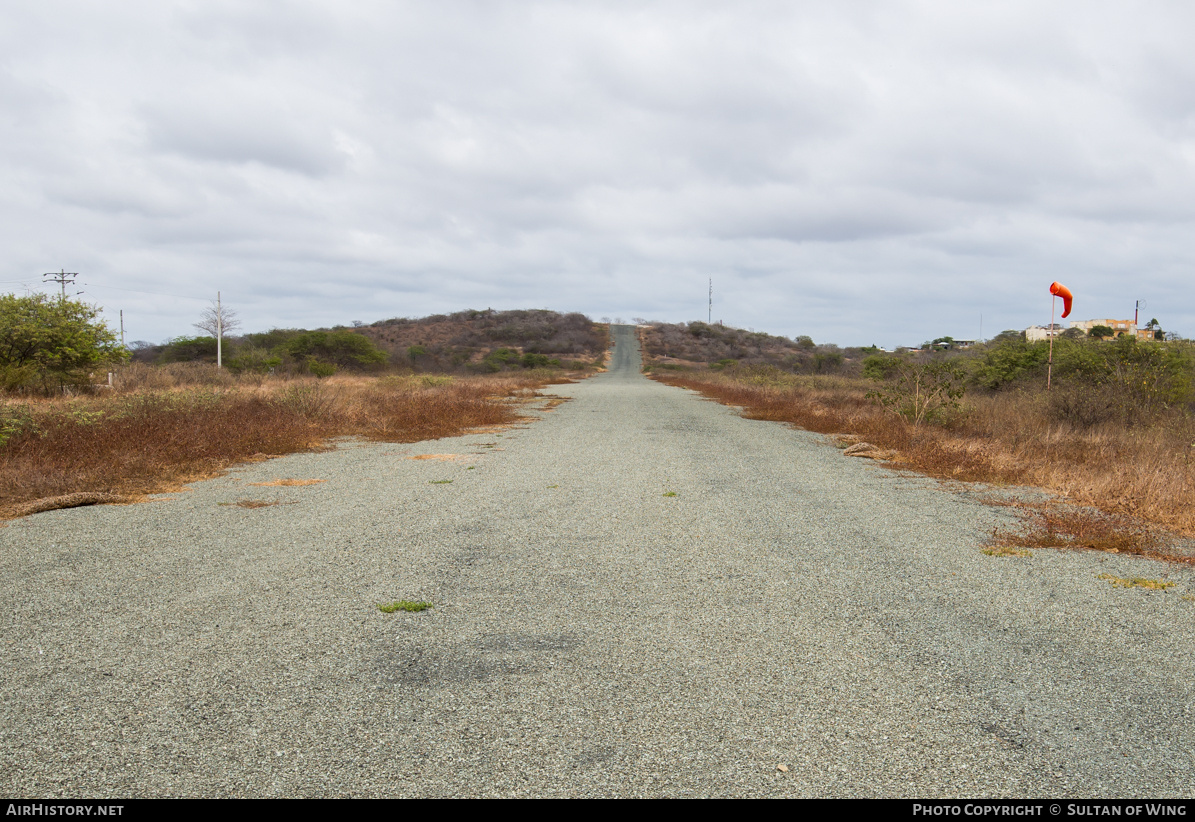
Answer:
[217,291,223,369]
[44,269,78,299]
[120,310,125,347]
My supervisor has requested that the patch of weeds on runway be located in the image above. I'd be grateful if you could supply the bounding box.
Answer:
[1096,574,1174,591]
[983,546,1032,558]
[429,479,453,484]
[981,504,1191,564]
[251,478,325,487]
[377,600,433,613]
[662,491,678,497]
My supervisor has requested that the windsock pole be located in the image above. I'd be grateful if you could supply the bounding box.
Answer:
[1045,282,1073,392]
[1047,295,1055,391]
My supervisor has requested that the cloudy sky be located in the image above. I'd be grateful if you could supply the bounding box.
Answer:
[2,1,1192,348]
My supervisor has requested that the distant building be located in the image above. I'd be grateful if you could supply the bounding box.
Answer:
[1068,318,1136,338]
[1026,318,1168,343]
[1025,324,1064,342]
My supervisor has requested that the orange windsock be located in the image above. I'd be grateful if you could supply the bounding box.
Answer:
[1050,281,1073,318]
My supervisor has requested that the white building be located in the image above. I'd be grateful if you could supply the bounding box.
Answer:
[1025,324,1064,342]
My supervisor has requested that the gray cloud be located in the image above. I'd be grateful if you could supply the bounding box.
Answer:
[1,0,1192,348]
[143,101,347,176]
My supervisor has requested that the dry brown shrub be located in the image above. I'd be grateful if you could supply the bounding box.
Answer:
[1,370,571,519]
[655,371,1195,540]
[986,505,1170,558]
[10,492,130,517]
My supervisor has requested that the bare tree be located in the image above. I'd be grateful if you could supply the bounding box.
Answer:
[194,293,241,368]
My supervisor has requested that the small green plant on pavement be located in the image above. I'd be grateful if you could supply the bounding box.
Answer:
[377,600,433,613]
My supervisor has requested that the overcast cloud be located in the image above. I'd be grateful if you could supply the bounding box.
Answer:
[2,1,1192,347]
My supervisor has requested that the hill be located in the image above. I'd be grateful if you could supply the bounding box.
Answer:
[642,321,870,375]
[359,309,607,371]
[133,308,607,374]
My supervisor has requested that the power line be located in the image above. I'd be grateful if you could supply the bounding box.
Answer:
[81,282,210,302]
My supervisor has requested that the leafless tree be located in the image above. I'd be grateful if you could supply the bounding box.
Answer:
[194,300,241,338]
[194,294,241,368]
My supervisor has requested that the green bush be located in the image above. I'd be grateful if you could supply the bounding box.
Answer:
[970,338,1050,390]
[865,354,967,425]
[159,336,219,364]
[306,359,336,377]
[0,294,128,393]
[481,347,519,371]
[284,331,387,370]
[811,351,844,373]
[0,404,38,447]
[406,344,428,365]
[226,347,282,375]
[241,328,306,350]
[1047,336,1195,425]
[520,352,559,369]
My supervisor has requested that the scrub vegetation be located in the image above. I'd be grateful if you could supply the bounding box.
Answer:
[1,305,605,519]
[0,371,573,519]
[644,323,1195,544]
[135,308,609,377]
[642,321,864,375]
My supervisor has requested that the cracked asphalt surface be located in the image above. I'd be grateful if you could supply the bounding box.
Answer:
[3,325,1194,797]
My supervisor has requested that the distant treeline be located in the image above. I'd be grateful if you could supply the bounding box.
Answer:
[642,321,1195,427]
[133,309,608,376]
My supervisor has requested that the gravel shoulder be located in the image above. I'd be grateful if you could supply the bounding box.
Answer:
[3,325,1194,797]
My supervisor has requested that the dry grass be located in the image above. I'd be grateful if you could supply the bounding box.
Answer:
[655,370,1195,542]
[983,546,1033,558]
[1096,573,1175,590]
[980,504,1194,564]
[9,492,131,518]
[1,370,572,519]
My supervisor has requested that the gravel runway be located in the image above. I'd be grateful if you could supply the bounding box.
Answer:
[3,325,1194,797]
